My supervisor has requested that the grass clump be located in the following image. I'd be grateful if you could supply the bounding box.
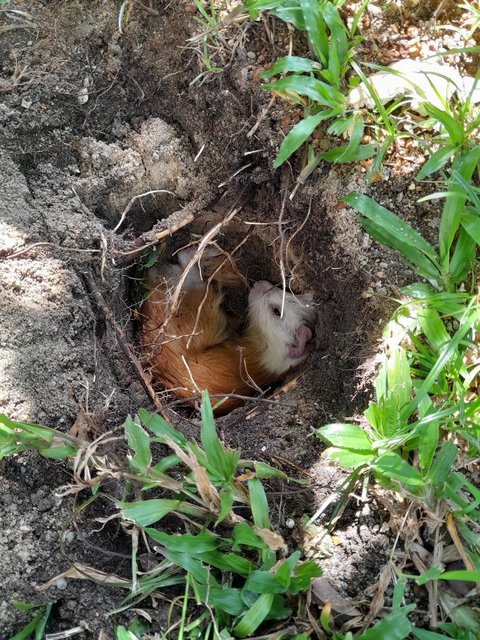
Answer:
[314,71,480,636]
[247,0,372,170]
[1,392,320,639]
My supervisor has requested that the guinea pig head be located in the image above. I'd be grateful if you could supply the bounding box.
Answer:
[248,280,315,374]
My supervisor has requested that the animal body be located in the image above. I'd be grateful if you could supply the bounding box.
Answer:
[140,247,315,414]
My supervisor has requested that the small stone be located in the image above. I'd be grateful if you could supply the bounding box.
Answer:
[286,518,295,529]
[56,578,68,590]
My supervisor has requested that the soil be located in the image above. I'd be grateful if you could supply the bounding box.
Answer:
[0,0,476,638]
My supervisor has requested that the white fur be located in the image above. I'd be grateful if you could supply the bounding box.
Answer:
[247,281,315,375]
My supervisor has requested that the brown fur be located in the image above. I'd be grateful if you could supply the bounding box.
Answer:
[141,281,279,415]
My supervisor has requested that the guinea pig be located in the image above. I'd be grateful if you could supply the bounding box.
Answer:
[140,247,315,414]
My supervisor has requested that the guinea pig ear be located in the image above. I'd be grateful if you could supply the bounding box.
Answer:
[288,325,312,359]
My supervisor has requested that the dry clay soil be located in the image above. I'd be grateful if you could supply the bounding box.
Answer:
[0,1,447,637]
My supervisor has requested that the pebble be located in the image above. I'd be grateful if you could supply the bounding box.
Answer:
[56,578,68,590]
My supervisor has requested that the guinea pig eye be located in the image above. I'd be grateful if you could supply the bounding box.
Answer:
[271,306,281,317]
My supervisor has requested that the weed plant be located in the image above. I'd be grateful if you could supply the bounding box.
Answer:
[1,393,320,639]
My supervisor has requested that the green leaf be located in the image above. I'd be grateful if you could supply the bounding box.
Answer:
[372,452,424,489]
[273,111,333,168]
[34,603,52,640]
[39,444,77,459]
[461,210,480,245]
[359,217,441,282]
[272,6,305,31]
[11,602,43,611]
[197,550,254,576]
[275,551,300,587]
[289,560,322,593]
[412,629,457,639]
[244,570,287,594]
[316,423,373,451]
[232,523,268,551]
[439,147,480,261]
[424,104,464,145]
[248,478,270,529]
[324,3,348,60]
[320,143,375,163]
[200,391,239,481]
[404,320,472,419]
[416,144,456,180]
[116,626,136,640]
[253,461,288,481]
[206,587,246,616]
[416,307,450,353]
[217,486,234,524]
[261,55,321,78]
[144,529,218,553]
[426,441,458,486]
[138,409,186,446]
[264,74,344,106]
[162,549,214,585]
[323,447,374,469]
[124,416,151,474]
[450,227,476,282]
[417,419,439,472]
[346,193,439,264]
[357,605,414,639]
[233,593,274,638]
[299,0,328,64]
[120,499,180,526]
[8,615,42,640]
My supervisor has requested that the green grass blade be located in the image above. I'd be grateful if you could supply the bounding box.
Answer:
[233,593,274,638]
[144,529,218,553]
[248,478,270,529]
[426,441,457,486]
[423,103,464,145]
[124,416,152,474]
[461,210,480,244]
[299,0,328,64]
[373,452,424,489]
[346,193,440,263]
[200,391,239,481]
[322,447,374,468]
[359,217,441,281]
[120,499,180,526]
[263,74,342,105]
[244,570,287,594]
[357,605,414,639]
[272,111,331,168]
[450,227,476,282]
[232,523,268,551]
[416,144,456,181]
[320,143,375,163]
[261,55,320,78]
[439,147,480,261]
[402,320,473,420]
[316,423,373,450]
[139,409,187,446]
